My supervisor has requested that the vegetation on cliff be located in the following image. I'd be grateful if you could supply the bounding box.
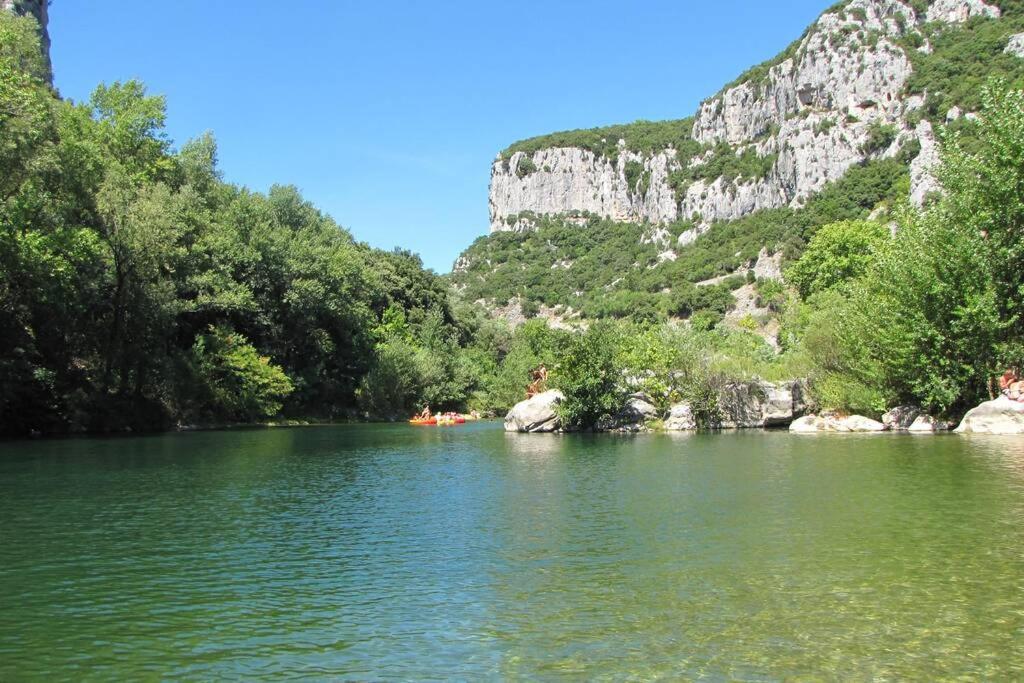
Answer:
[465,80,1024,426]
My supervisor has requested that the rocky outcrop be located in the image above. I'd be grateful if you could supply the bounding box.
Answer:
[790,414,887,432]
[910,120,941,206]
[487,0,1003,236]
[954,397,1024,434]
[1,0,51,83]
[716,380,807,428]
[504,390,564,433]
[1006,33,1024,58]
[598,393,659,432]
[882,405,922,430]
[665,402,697,431]
[926,0,1000,23]
[489,148,680,232]
[907,415,951,432]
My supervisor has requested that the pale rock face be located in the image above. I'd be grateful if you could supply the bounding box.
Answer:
[910,120,941,207]
[1006,33,1024,58]
[716,380,806,428]
[665,403,697,431]
[489,149,678,232]
[504,390,564,433]
[926,0,1000,23]
[955,396,1024,434]
[752,248,783,281]
[487,0,1003,237]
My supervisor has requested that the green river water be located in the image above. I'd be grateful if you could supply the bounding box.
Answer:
[2,423,1024,680]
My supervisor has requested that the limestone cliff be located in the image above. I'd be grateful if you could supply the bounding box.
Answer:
[487,0,1002,236]
[2,0,51,83]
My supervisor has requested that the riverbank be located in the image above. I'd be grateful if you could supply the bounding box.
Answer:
[503,386,1024,436]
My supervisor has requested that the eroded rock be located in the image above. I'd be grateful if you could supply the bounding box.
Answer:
[665,402,697,431]
[717,380,806,429]
[504,390,564,433]
[1006,33,1024,58]
[955,397,1024,434]
[882,405,922,430]
[907,415,950,433]
[789,414,886,432]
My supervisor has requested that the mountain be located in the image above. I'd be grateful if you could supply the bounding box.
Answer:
[452,0,1024,326]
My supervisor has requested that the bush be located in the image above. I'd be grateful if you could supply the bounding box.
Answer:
[785,220,890,298]
[861,123,898,155]
[515,156,537,178]
[191,327,294,421]
[553,322,626,429]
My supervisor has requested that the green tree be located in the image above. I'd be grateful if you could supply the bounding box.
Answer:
[553,322,626,429]
[785,220,890,298]
[191,326,294,421]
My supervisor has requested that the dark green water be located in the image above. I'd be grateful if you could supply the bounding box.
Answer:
[2,424,1024,680]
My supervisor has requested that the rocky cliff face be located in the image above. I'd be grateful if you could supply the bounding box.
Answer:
[488,0,1002,235]
[2,0,51,82]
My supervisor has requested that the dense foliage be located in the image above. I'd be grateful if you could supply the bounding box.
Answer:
[788,82,1024,415]
[0,13,479,434]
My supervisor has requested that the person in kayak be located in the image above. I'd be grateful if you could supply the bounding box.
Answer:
[417,405,432,420]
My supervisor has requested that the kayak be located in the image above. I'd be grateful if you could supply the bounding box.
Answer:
[409,418,437,426]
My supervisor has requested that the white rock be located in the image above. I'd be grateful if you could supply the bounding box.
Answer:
[955,396,1024,434]
[752,248,783,281]
[926,0,1000,24]
[486,0,1001,240]
[504,390,564,433]
[665,403,698,431]
[910,120,941,207]
[790,416,822,433]
[1006,33,1024,58]
[489,148,679,232]
[839,415,887,432]
[789,414,886,432]
[907,415,949,432]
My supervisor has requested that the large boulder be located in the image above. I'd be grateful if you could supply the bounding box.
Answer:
[716,380,806,428]
[882,405,922,431]
[789,414,886,433]
[955,396,1024,434]
[598,392,659,432]
[907,415,951,433]
[665,402,697,431]
[504,390,565,433]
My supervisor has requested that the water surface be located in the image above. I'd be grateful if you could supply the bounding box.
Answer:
[2,424,1024,679]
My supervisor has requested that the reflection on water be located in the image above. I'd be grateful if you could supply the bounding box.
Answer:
[1,425,1024,679]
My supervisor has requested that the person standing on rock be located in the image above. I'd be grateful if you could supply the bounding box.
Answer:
[526,364,549,398]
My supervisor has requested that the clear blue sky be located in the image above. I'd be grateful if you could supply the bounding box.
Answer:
[49,0,827,273]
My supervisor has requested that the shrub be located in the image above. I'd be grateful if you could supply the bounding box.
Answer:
[515,156,537,178]
[861,122,898,155]
[785,220,890,298]
[553,322,626,429]
[191,327,294,421]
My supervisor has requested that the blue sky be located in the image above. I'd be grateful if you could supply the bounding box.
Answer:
[49,0,827,273]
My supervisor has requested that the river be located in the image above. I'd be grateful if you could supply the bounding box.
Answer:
[2,423,1024,679]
